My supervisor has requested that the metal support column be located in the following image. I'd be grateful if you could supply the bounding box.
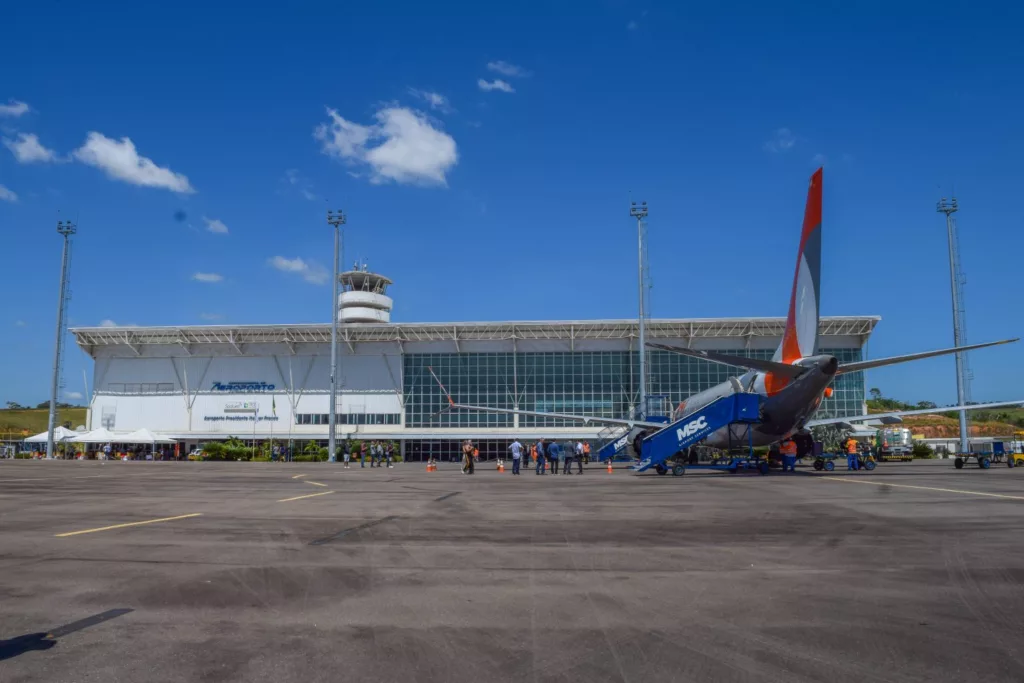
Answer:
[937,197,969,453]
[630,201,648,418]
[46,219,76,459]
[327,209,346,462]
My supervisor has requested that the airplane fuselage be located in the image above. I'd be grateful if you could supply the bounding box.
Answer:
[674,355,839,449]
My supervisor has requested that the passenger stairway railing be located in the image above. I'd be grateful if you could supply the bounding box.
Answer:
[633,393,762,473]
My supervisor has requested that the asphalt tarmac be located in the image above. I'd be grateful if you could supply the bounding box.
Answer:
[2,458,1024,682]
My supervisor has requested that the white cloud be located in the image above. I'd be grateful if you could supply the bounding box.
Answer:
[0,184,16,202]
[4,133,59,163]
[408,88,452,113]
[199,312,223,321]
[477,78,515,93]
[282,169,317,200]
[14,320,26,327]
[315,106,458,186]
[73,132,195,193]
[0,100,29,117]
[627,20,638,30]
[812,153,827,166]
[763,128,796,153]
[268,256,329,285]
[98,319,137,328]
[203,216,229,234]
[192,272,223,283]
[63,391,83,400]
[486,61,529,78]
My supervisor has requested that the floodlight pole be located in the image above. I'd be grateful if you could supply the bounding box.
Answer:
[937,197,969,454]
[46,219,76,460]
[630,201,648,418]
[327,209,346,463]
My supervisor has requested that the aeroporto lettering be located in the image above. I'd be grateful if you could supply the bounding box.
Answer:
[211,382,275,392]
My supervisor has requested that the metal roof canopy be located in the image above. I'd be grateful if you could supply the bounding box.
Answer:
[71,316,879,357]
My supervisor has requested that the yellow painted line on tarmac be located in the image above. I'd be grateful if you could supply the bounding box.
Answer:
[278,490,333,503]
[305,480,328,487]
[291,474,308,479]
[822,477,1024,501]
[55,513,203,538]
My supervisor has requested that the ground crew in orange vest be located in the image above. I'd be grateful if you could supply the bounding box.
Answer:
[846,437,859,471]
[583,441,591,464]
[780,439,798,472]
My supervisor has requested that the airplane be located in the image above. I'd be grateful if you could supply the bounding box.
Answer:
[430,167,1023,452]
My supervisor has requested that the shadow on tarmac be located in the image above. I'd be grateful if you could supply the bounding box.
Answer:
[0,608,133,661]
[0,633,57,661]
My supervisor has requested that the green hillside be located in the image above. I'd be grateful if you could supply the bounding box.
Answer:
[0,408,88,438]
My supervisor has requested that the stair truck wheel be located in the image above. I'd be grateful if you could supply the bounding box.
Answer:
[980,457,991,469]
[672,464,686,477]
[954,457,964,469]
[655,464,668,476]
[824,460,835,472]
[758,461,770,475]
[813,459,823,471]
[864,459,876,471]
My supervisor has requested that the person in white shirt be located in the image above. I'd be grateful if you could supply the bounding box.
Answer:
[509,439,523,475]
[574,441,585,474]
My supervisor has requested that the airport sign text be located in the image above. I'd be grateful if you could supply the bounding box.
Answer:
[211,381,275,392]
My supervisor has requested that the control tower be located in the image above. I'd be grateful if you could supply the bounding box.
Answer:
[338,263,393,324]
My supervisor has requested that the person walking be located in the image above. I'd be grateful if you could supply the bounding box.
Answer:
[385,442,394,468]
[509,439,523,475]
[575,441,584,474]
[342,440,351,468]
[356,441,364,467]
[562,441,574,475]
[780,438,798,472]
[535,438,546,475]
[582,441,591,465]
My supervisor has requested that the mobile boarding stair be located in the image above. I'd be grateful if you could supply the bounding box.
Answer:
[631,393,764,476]
[596,395,672,463]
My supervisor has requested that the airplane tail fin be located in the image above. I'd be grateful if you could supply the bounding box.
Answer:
[775,167,823,364]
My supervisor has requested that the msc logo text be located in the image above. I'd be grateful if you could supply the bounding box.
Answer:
[676,415,708,441]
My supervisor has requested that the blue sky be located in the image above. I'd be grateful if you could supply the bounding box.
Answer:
[2,0,1022,407]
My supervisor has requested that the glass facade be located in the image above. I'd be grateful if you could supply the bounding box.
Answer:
[403,347,864,427]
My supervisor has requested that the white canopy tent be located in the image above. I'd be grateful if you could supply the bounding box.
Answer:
[120,428,176,444]
[23,426,80,443]
[73,427,119,443]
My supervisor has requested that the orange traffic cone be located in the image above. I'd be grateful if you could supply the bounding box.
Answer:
[606,460,613,473]
[426,461,435,472]
[497,461,505,473]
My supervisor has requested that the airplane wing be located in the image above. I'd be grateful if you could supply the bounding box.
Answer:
[645,343,807,379]
[835,338,1018,375]
[448,402,668,429]
[805,400,1024,428]
[425,365,666,429]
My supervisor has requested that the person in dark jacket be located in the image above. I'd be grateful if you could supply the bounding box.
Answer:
[535,438,547,475]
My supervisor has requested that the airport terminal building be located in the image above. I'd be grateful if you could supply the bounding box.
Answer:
[68,266,877,460]
[71,311,878,461]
